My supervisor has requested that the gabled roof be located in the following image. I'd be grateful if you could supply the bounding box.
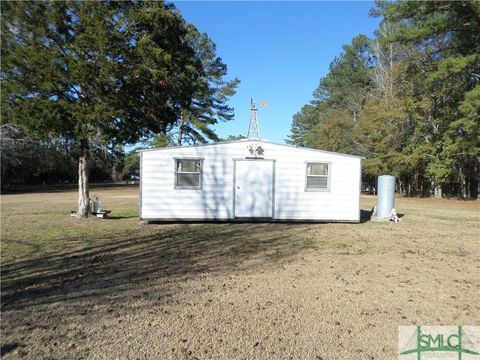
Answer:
[138,138,365,160]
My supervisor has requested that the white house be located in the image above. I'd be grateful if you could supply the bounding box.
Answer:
[139,139,363,222]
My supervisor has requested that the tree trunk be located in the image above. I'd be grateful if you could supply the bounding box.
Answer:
[111,164,121,182]
[177,112,184,146]
[411,174,415,196]
[459,167,467,199]
[77,139,90,218]
[465,160,478,199]
[471,177,479,199]
[433,183,442,199]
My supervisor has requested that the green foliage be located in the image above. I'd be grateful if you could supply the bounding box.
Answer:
[149,133,172,148]
[174,26,240,145]
[221,134,247,141]
[2,1,127,142]
[290,0,480,198]
[287,104,319,146]
[313,110,356,154]
[121,151,140,180]
[288,35,373,148]
[0,129,115,187]
[316,35,373,110]
[1,1,238,197]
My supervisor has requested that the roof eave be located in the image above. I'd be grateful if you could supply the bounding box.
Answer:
[137,139,365,160]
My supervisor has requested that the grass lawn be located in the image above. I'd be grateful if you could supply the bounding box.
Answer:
[1,186,479,359]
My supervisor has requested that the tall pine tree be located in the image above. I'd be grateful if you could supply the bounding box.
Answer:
[1,1,238,216]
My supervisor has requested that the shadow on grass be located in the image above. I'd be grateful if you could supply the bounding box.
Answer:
[1,343,20,357]
[360,209,372,223]
[108,214,138,220]
[359,209,404,223]
[1,223,305,314]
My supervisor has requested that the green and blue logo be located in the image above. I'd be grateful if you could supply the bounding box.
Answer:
[399,326,480,360]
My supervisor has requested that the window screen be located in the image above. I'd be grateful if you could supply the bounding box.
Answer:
[306,162,329,191]
[175,159,202,189]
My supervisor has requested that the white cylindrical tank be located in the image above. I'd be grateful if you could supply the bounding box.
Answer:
[376,175,395,219]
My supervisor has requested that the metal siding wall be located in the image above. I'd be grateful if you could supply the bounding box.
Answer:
[272,147,360,221]
[140,142,361,221]
[141,143,240,219]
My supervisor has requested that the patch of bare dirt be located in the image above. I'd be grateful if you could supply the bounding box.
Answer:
[1,190,479,359]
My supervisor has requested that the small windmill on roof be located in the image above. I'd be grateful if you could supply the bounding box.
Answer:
[247,98,268,139]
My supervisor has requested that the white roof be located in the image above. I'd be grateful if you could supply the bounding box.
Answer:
[137,138,365,160]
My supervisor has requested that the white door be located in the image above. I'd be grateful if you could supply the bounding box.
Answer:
[234,160,274,218]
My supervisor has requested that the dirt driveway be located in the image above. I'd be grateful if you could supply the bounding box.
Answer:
[1,188,479,359]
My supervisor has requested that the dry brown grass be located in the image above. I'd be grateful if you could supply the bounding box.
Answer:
[1,187,479,359]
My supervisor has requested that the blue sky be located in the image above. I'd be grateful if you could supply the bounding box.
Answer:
[174,1,381,143]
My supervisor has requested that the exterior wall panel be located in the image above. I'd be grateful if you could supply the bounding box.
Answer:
[140,140,361,222]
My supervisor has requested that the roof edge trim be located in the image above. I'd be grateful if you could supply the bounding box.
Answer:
[137,139,365,160]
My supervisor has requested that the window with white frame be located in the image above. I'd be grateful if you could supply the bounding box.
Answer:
[175,159,202,189]
[305,162,330,191]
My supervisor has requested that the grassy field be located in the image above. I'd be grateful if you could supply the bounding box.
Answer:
[1,186,479,359]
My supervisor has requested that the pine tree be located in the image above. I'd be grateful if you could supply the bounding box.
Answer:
[288,35,373,147]
[289,1,479,199]
[375,0,480,198]
[1,1,239,216]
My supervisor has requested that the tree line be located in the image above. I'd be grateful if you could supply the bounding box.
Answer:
[0,124,245,188]
[0,123,139,186]
[1,1,239,216]
[288,1,479,199]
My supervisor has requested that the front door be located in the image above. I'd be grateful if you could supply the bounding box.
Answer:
[234,160,274,218]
